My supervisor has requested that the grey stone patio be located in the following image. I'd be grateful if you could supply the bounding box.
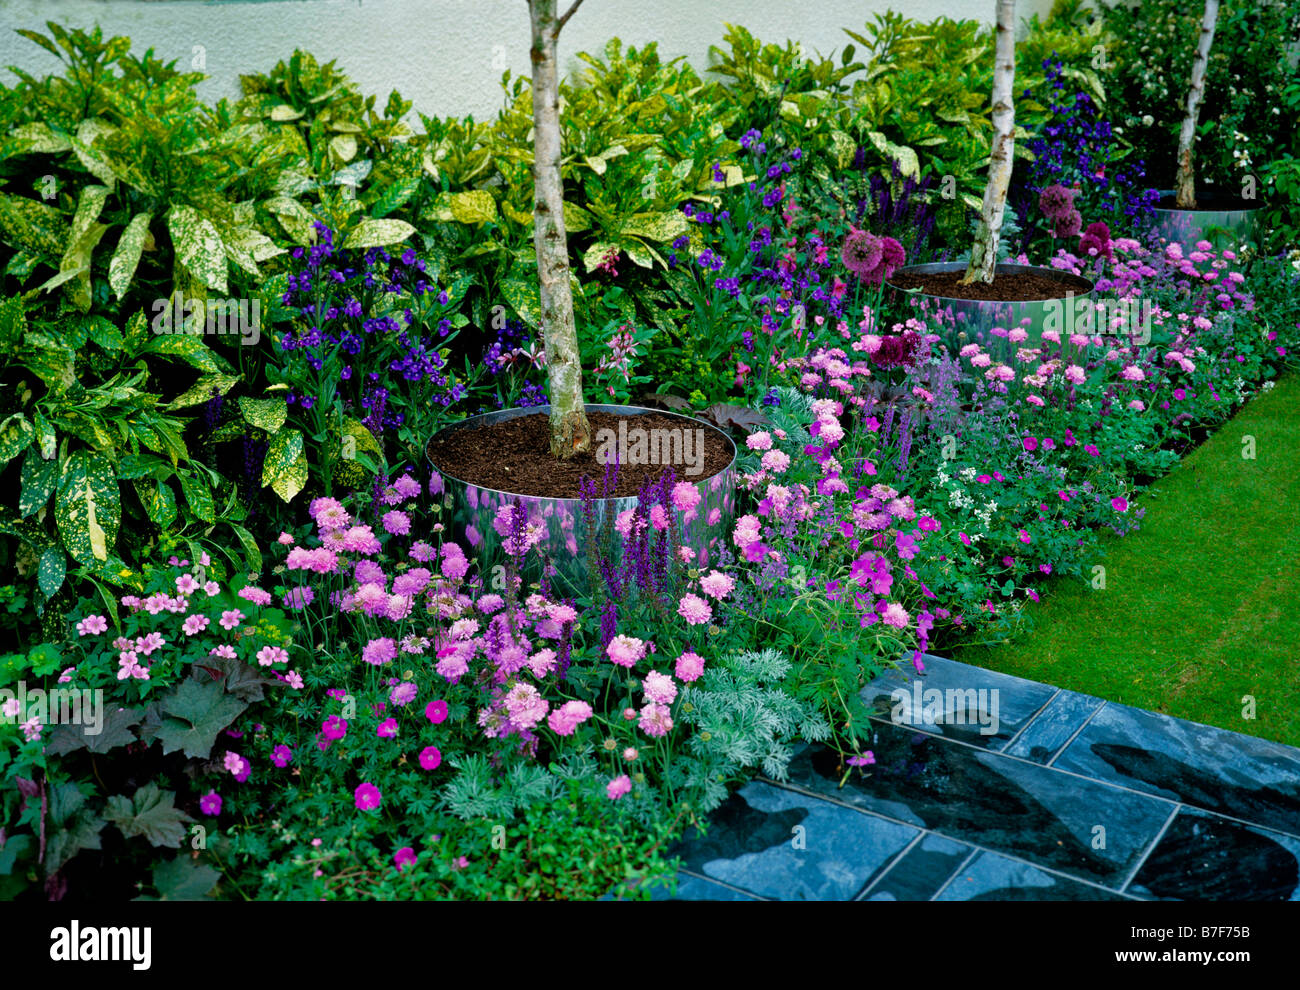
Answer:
[654,654,1300,901]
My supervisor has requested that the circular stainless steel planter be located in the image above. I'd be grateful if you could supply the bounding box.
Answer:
[1146,189,1260,250]
[886,262,1096,361]
[426,404,738,599]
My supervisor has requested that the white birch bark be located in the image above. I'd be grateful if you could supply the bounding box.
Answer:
[963,0,1017,285]
[529,0,591,458]
[1175,0,1220,209]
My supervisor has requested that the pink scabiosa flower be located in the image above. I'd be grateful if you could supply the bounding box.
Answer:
[418,746,442,771]
[606,775,632,800]
[677,593,712,625]
[880,602,910,628]
[761,449,791,473]
[362,637,398,666]
[675,651,705,682]
[381,510,412,536]
[341,525,381,554]
[638,702,674,738]
[503,683,548,729]
[623,747,639,761]
[746,431,773,451]
[642,671,678,705]
[354,782,382,811]
[699,570,735,600]
[547,700,594,736]
[238,586,273,607]
[607,635,647,668]
[390,682,418,707]
[75,614,108,637]
[277,532,294,545]
[671,482,702,513]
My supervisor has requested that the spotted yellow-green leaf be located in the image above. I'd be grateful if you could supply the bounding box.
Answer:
[0,191,68,257]
[19,448,56,516]
[342,217,415,249]
[372,176,421,219]
[166,374,241,410]
[499,271,541,327]
[11,122,71,154]
[72,120,118,188]
[0,294,26,353]
[146,334,230,374]
[237,396,286,433]
[177,470,214,524]
[37,546,65,597]
[261,428,306,502]
[108,211,152,300]
[136,479,178,529]
[22,337,75,391]
[269,104,304,122]
[168,205,228,293]
[619,210,688,243]
[623,239,654,269]
[263,196,317,245]
[563,201,592,233]
[830,130,856,170]
[501,201,532,226]
[0,413,34,466]
[447,190,497,225]
[582,240,621,274]
[330,133,357,163]
[583,154,608,176]
[56,450,120,564]
[49,184,110,311]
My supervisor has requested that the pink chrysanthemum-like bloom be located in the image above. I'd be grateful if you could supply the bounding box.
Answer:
[699,570,735,600]
[238,586,273,606]
[354,782,382,810]
[677,593,712,625]
[761,449,791,473]
[671,482,702,513]
[547,700,594,736]
[638,703,674,738]
[503,683,549,729]
[341,525,381,554]
[606,775,632,800]
[390,682,418,707]
[675,651,705,682]
[381,510,412,536]
[607,635,646,668]
[362,637,398,666]
[746,431,773,451]
[642,671,678,705]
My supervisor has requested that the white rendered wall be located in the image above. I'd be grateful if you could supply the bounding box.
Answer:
[0,0,1060,122]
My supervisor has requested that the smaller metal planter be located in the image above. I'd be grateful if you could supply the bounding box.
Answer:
[426,404,738,599]
[886,262,1096,362]
[1146,189,1260,250]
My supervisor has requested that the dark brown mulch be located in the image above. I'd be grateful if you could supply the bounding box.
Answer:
[427,410,734,498]
[890,268,1093,301]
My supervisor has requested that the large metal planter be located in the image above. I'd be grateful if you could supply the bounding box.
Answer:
[1146,189,1260,251]
[426,404,738,599]
[886,262,1096,362]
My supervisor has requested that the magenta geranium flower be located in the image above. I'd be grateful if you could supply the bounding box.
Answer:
[322,716,348,741]
[75,614,108,637]
[1111,496,1129,512]
[199,791,222,816]
[376,718,398,739]
[425,699,448,724]
[354,782,382,810]
[394,846,416,872]
[271,744,293,768]
[418,746,442,770]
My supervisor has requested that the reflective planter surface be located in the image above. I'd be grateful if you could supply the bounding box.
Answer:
[886,262,1096,361]
[1146,189,1260,250]
[426,404,738,598]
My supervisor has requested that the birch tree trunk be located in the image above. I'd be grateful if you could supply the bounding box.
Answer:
[1174,0,1220,209]
[962,0,1017,285]
[529,0,591,458]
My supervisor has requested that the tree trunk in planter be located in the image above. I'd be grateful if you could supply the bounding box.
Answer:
[1174,0,1220,209]
[962,0,1017,286]
[529,0,591,459]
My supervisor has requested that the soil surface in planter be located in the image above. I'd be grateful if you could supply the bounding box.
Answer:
[427,411,733,498]
[891,268,1092,301]
[1155,193,1259,212]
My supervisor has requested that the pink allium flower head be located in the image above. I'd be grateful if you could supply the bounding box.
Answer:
[699,570,735,600]
[354,782,382,811]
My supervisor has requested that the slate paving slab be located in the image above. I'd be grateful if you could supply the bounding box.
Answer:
[1052,701,1300,836]
[654,657,1300,901]
[1127,807,1300,901]
[667,779,918,900]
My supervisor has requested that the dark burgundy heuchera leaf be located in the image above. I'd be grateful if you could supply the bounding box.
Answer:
[700,403,768,435]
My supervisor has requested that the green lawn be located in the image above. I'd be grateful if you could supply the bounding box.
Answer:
[954,372,1300,748]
